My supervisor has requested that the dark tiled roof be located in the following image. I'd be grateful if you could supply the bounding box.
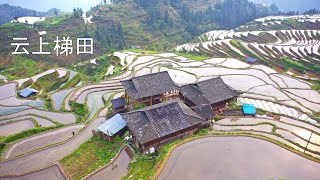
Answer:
[180,77,241,106]
[121,71,178,100]
[121,99,204,145]
[191,105,214,119]
[111,98,126,109]
[180,84,210,105]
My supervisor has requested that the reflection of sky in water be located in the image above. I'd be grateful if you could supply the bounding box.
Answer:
[0,0,111,12]
[310,133,320,145]
[296,129,312,140]
[0,106,30,115]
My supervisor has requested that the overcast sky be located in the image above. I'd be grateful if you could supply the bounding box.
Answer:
[1,0,319,12]
[250,0,320,12]
[0,0,108,12]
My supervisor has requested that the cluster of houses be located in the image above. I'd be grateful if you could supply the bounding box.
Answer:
[98,71,248,153]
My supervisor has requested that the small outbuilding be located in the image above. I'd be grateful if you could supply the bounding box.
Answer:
[19,88,39,98]
[246,57,257,63]
[111,97,126,113]
[191,104,214,121]
[97,114,127,141]
[242,104,256,116]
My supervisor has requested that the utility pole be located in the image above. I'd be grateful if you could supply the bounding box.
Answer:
[304,132,313,153]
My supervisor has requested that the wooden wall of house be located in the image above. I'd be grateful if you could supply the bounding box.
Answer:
[139,124,200,153]
[179,93,196,107]
[210,98,234,110]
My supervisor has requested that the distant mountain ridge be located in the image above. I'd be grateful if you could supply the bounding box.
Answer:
[0,4,60,25]
[250,0,320,12]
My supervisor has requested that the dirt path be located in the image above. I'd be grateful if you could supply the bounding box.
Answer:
[158,137,320,180]
[86,148,131,180]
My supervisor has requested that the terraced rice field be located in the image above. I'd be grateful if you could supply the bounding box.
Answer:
[213,116,320,159]
[15,68,78,90]
[51,88,75,110]
[112,52,319,123]
[0,165,66,180]
[3,125,84,160]
[0,115,55,127]
[176,15,320,80]
[0,120,35,136]
[0,109,76,125]
[0,49,319,178]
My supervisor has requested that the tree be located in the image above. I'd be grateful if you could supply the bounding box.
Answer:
[54,9,58,16]
[270,4,279,14]
[13,16,18,22]
[164,10,170,24]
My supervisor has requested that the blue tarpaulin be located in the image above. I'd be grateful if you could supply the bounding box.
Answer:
[19,88,39,98]
[98,114,127,136]
[243,104,256,115]
[246,57,257,63]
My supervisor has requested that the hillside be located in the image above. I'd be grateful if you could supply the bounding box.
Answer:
[89,0,222,49]
[176,14,320,81]
[0,4,60,25]
[0,0,276,70]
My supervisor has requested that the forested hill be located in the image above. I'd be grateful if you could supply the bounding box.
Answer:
[89,0,278,50]
[0,0,278,66]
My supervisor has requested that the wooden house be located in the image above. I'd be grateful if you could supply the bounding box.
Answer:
[111,97,126,113]
[180,77,242,114]
[121,71,179,110]
[121,99,207,153]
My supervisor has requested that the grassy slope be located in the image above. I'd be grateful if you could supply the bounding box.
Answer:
[60,135,124,180]
[0,55,56,80]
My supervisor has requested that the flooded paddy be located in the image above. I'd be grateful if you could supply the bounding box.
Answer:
[0,106,31,116]
[0,165,66,180]
[0,109,76,124]
[4,124,84,159]
[159,137,320,180]
[52,88,75,110]
[0,83,16,100]
[0,120,35,136]
[0,115,55,127]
